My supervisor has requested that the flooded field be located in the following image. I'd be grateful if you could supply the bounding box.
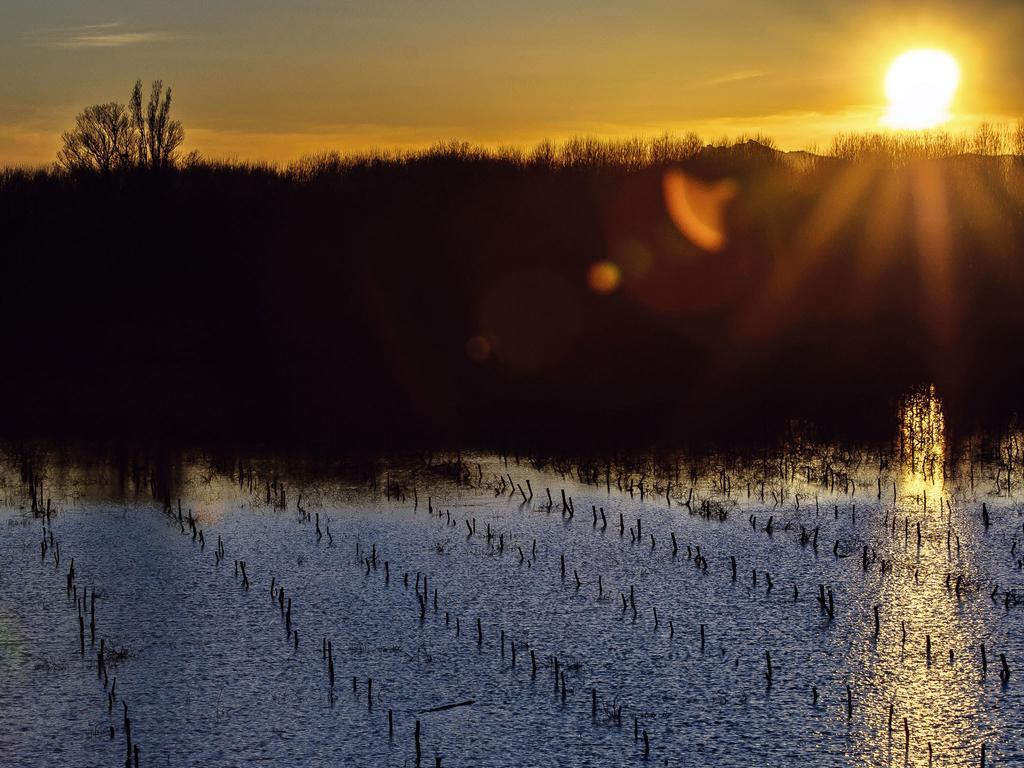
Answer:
[1,394,1022,767]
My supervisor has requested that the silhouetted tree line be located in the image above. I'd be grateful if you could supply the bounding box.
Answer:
[57,80,184,173]
[3,100,1024,451]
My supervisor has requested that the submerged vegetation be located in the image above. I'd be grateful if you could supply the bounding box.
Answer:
[2,394,1023,765]
[3,88,1024,449]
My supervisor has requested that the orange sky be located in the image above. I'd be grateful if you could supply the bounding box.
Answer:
[2,0,1022,166]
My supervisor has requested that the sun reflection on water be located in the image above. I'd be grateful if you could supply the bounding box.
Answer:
[898,384,946,507]
[850,385,995,766]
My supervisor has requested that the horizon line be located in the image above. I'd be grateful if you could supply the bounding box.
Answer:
[4,124,1023,172]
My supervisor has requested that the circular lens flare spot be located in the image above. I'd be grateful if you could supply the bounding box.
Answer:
[465,335,491,362]
[587,261,622,294]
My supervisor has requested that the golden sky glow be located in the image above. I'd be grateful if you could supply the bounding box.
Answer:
[1,1,1023,166]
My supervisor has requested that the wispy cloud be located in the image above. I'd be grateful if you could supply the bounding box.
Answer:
[71,23,122,32]
[33,22,172,49]
[698,70,770,87]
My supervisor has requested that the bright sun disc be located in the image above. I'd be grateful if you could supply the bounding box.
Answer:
[883,49,959,130]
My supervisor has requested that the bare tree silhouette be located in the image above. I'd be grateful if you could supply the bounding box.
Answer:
[130,80,185,170]
[972,121,1003,156]
[57,80,185,173]
[57,102,136,173]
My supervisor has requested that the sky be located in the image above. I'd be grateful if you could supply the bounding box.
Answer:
[2,0,1022,166]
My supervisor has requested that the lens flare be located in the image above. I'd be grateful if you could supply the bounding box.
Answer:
[662,170,737,252]
[587,260,622,294]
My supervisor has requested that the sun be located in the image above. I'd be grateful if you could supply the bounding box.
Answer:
[882,49,960,130]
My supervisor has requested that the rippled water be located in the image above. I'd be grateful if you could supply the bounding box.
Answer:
[1,432,1022,765]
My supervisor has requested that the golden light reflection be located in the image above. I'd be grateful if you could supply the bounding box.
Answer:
[848,386,994,767]
[0,453,243,525]
[898,385,946,503]
[859,536,988,768]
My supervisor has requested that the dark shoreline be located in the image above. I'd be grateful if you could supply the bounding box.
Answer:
[3,146,1022,451]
